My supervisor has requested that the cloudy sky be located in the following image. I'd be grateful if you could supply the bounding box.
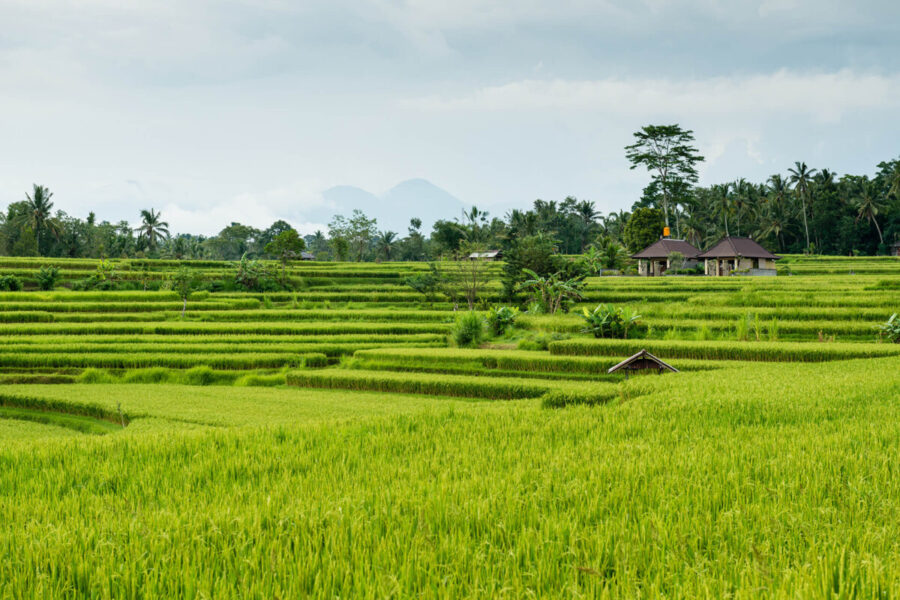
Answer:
[1,0,899,235]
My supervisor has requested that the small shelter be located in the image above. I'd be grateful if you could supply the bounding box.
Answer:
[300,251,316,261]
[468,250,502,261]
[698,237,779,276]
[607,349,679,379]
[890,241,900,257]
[631,238,701,276]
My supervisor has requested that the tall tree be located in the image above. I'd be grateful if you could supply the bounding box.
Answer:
[853,178,885,245]
[788,161,817,253]
[712,183,732,238]
[376,230,398,261]
[625,125,705,230]
[21,184,59,255]
[135,209,170,251]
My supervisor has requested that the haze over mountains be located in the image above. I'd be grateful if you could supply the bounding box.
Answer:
[315,178,470,234]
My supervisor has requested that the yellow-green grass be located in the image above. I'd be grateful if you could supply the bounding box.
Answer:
[1,357,900,596]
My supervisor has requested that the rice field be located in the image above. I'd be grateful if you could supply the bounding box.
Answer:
[1,254,899,597]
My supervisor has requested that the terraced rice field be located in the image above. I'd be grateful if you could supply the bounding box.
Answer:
[1,254,899,597]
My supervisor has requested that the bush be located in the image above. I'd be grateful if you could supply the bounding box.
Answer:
[0,275,23,291]
[580,304,644,339]
[877,313,900,343]
[487,306,519,335]
[516,332,568,351]
[452,311,485,348]
[36,266,60,290]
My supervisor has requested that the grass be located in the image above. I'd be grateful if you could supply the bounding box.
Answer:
[2,357,900,596]
[1,256,899,596]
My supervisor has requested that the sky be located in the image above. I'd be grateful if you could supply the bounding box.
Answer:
[1,0,899,235]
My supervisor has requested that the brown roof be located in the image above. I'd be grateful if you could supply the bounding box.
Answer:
[697,237,780,260]
[630,238,701,259]
[607,349,679,374]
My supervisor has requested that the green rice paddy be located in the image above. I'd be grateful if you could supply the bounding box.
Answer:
[1,255,898,597]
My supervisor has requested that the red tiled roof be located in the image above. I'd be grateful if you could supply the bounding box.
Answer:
[631,238,701,259]
[697,237,780,260]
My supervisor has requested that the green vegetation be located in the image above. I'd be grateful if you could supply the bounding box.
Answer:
[0,255,898,596]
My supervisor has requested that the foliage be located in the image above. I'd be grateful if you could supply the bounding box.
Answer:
[580,304,644,339]
[452,311,485,348]
[0,274,23,291]
[516,269,585,314]
[264,229,306,284]
[403,263,443,302]
[486,306,519,335]
[625,124,704,231]
[500,233,566,300]
[171,266,193,317]
[623,207,665,253]
[234,254,277,292]
[877,313,900,343]
[36,265,60,291]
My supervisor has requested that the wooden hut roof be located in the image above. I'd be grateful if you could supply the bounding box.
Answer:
[607,349,679,374]
[697,237,780,260]
[630,238,701,260]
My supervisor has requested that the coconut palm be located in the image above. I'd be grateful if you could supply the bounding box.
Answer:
[712,183,732,237]
[575,200,600,251]
[853,179,885,245]
[134,209,170,250]
[788,161,817,253]
[21,184,60,254]
[376,230,398,261]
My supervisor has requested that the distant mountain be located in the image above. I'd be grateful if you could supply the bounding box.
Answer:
[313,178,468,234]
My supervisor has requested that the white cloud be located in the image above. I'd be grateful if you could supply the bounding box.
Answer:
[402,70,900,123]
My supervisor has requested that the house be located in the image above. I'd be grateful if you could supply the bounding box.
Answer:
[300,251,316,261]
[890,241,900,257]
[631,238,701,276]
[467,250,503,261]
[698,237,779,276]
[607,349,679,379]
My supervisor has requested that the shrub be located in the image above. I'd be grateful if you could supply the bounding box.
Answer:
[452,312,485,348]
[877,313,900,343]
[487,306,519,335]
[0,275,23,291]
[580,304,644,339]
[36,266,60,291]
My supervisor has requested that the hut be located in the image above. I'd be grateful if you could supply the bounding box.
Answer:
[300,251,316,261]
[631,238,701,276]
[468,250,503,261]
[890,241,900,257]
[698,237,779,276]
[607,349,678,379]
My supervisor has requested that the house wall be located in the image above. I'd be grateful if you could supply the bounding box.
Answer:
[705,257,777,276]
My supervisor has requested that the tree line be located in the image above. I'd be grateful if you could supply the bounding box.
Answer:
[2,127,898,262]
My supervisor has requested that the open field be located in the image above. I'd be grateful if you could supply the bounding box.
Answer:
[1,254,899,597]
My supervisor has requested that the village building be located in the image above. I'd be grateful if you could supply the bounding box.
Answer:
[467,250,503,261]
[607,349,679,379]
[631,238,701,277]
[698,237,779,276]
[890,241,900,257]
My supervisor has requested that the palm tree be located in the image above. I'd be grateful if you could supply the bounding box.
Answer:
[135,209,170,250]
[853,179,885,245]
[21,184,59,255]
[376,230,398,261]
[712,183,732,237]
[575,200,600,251]
[788,161,817,253]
